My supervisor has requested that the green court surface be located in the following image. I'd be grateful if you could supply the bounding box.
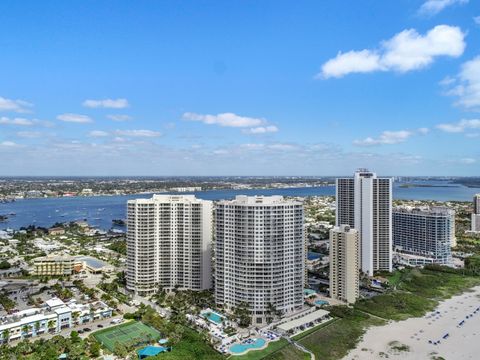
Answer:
[93,321,161,352]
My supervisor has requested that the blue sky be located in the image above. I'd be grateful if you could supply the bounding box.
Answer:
[1,0,479,176]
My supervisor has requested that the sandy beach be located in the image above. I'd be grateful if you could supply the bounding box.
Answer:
[345,286,480,360]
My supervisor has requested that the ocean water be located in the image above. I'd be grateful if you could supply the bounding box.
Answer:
[0,182,478,230]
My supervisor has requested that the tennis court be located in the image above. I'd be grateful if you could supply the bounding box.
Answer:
[93,321,161,352]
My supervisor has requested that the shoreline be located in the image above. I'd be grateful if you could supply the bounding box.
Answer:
[345,286,480,360]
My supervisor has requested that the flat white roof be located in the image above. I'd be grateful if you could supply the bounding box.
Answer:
[54,306,72,315]
[0,312,56,332]
[46,298,65,308]
[277,309,329,332]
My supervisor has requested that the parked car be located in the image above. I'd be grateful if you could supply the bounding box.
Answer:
[97,324,103,328]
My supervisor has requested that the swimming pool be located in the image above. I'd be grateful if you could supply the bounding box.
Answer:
[202,311,223,324]
[315,300,329,306]
[229,338,266,354]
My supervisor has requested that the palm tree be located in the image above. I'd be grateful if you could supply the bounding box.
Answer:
[72,311,79,325]
[34,321,40,334]
[2,329,9,344]
[47,319,55,333]
[21,324,29,338]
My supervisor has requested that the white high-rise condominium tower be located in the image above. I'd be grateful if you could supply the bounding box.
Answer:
[126,194,212,296]
[329,225,359,304]
[472,194,480,233]
[215,195,305,325]
[336,169,392,276]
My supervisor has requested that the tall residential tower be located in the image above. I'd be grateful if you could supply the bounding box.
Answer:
[126,195,212,296]
[329,225,360,304]
[214,195,305,325]
[472,194,480,233]
[336,169,392,276]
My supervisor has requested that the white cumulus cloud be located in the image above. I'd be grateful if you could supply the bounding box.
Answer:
[242,125,279,134]
[16,131,42,138]
[88,130,110,137]
[0,141,20,147]
[114,129,162,137]
[442,56,480,110]
[0,117,35,126]
[354,130,414,146]
[83,98,129,109]
[57,113,93,123]
[436,119,480,133]
[107,114,132,121]
[183,112,266,128]
[418,0,468,16]
[0,96,33,113]
[318,25,465,78]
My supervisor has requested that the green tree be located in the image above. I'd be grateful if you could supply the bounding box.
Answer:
[113,342,128,357]
[21,324,29,338]
[233,302,251,327]
[47,319,56,333]
[2,329,9,343]
[34,321,40,334]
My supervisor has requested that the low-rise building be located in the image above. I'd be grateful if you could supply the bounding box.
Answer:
[32,255,75,276]
[48,227,66,236]
[0,297,112,343]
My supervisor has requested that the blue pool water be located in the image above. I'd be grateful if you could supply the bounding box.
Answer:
[230,338,266,354]
[315,300,329,306]
[203,311,223,324]
[308,251,321,260]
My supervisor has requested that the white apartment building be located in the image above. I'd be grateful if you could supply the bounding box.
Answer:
[393,206,455,266]
[126,194,212,296]
[336,169,392,276]
[0,298,112,343]
[329,225,359,304]
[214,195,305,326]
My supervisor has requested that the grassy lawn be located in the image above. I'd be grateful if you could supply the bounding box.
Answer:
[355,291,435,320]
[297,308,385,360]
[263,344,310,360]
[93,320,161,352]
[156,327,225,360]
[291,318,338,341]
[228,339,290,360]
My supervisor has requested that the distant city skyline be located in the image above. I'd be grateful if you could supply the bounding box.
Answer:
[1,1,479,176]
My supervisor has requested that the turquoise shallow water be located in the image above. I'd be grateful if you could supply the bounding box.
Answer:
[229,338,266,354]
[203,311,223,324]
[1,182,478,230]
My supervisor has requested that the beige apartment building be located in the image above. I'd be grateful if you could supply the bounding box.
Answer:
[32,255,74,276]
[329,225,359,304]
[126,194,213,296]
